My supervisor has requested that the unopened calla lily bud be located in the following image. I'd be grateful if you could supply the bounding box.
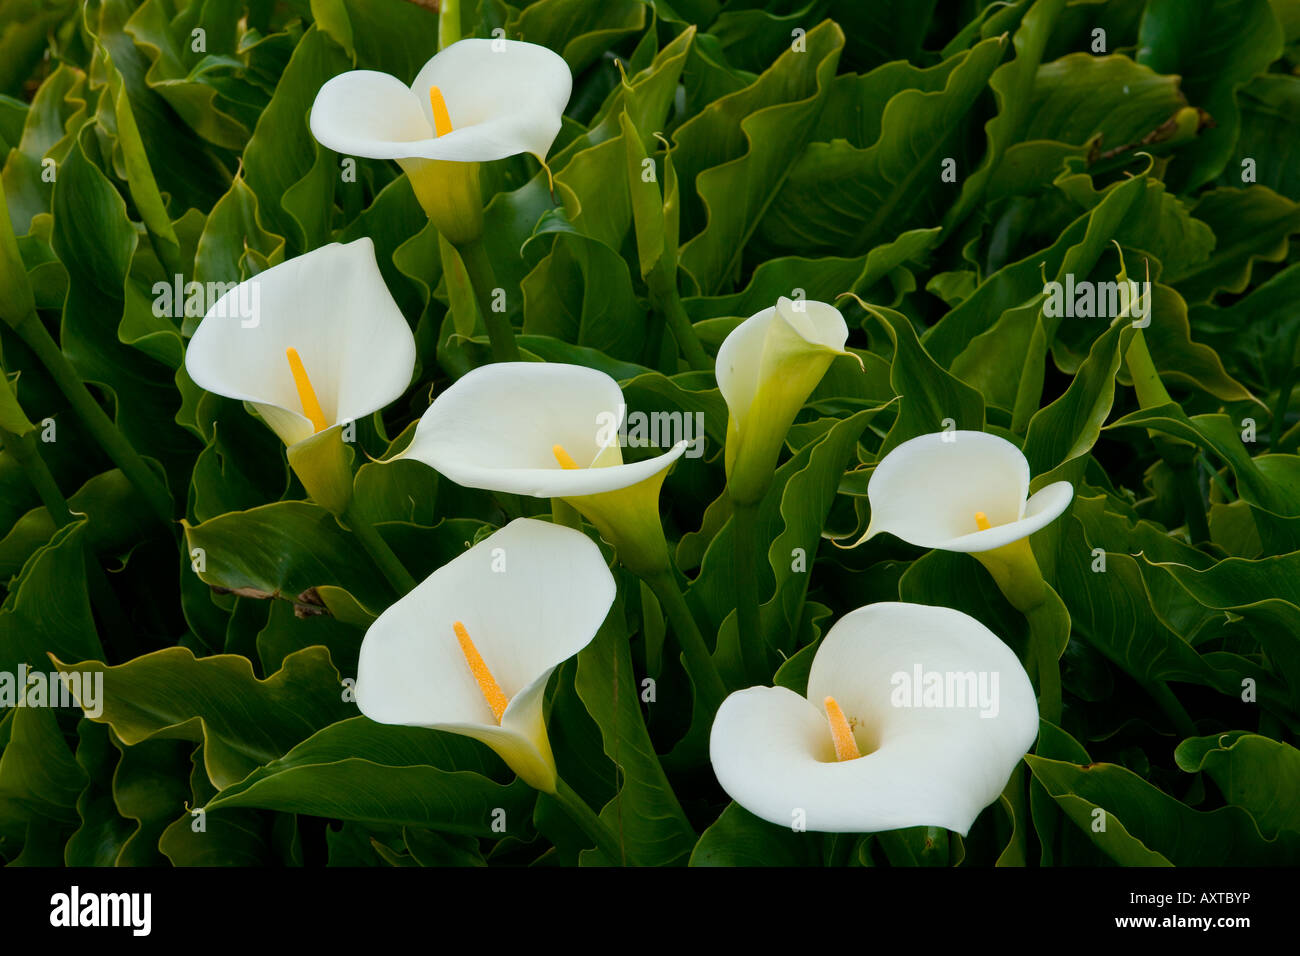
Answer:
[717,296,855,505]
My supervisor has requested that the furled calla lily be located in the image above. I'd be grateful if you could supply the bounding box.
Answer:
[184,238,416,513]
[355,518,615,793]
[309,38,571,243]
[718,296,857,505]
[710,602,1039,834]
[399,362,688,578]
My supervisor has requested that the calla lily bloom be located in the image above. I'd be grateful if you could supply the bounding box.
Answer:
[399,362,687,577]
[309,38,571,243]
[855,430,1073,612]
[185,238,416,450]
[854,430,1074,723]
[184,238,416,513]
[718,296,857,505]
[710,602,1039,834]
[861,430,1073,554]
[355,518,615,793]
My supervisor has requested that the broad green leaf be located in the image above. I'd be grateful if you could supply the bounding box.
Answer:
[674,20,844,293]
[756,37,1002,258]
[1175,732,1300,838]
[574,595,696,865]
[690,802,822,866]
[1167,186,1300,303]
[1027,751,1299,864]
[1137,0,1283,191]
[206,717,533,836]
[55,645,356,789]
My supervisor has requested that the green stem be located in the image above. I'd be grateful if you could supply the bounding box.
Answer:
[0,426,73,524]
[1201,452,1235,502]
[645,569,728,711]
[551,775,633,866]
[1270,320,1300,448]
[455,238,519,362]
[998,762,1029,866]
[646,265,710,371]
[1171,462,1210,545]
[340,500,418,597]
[1024,601,1062,726]
[550,497,581,530]
[14,312,173,528]
[1144,679,1196,738]
[437,0,460,49]
[730,500,766,683]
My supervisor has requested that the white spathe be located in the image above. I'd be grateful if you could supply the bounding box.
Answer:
[355,518,616,793]
[398,361,688,497]
[184,238,416,448]
[716,296,853,503]
[709,602,1039,834]
[864,430,1074,552]
[716,296,850,433]
[309,38,571,165]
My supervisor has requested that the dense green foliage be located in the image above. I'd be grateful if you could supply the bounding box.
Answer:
[1,0,1298,866]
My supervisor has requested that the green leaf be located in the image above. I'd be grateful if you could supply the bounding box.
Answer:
[673,20,844,293]
[945,0,1067,231]
[0,522,102,676]
[206,716,534,836]
[869,303,984,453]
[1175,732,1300,838]
[0,703,85,851]
[184,500,393,614]
[55,645,356,789]
[510,0,647,74]
[574,594,696,865]
[1055,512,1238,691]
[1026,751,1299,864]
[521,212,647,362]
[1146,551,1300,696]
[756,37,1003,258]
[241,25,350,254]
[65,720,132,865]
[1137,0,1284,191]
[690,802,822,865]
[1167,186,1300,303]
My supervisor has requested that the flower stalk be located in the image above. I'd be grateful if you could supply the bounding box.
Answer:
[548,775,637,865]
[645,567,728,712]
[454,236,519,362]
[13,311,173,529]
[729,500,766,683]
[341,499,418,597]
[645,262,710,371]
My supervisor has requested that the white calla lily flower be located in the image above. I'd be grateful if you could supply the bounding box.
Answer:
[710,602,1039,834]
[309,39,571,243]
[310,39,570,165]
[356,518,616,793]
[399,361,687,576]
[184,238,416,514]
[862,430,1074,554]
[401,362,685,496]
[717,296,856,504]
[185,238,416,450]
